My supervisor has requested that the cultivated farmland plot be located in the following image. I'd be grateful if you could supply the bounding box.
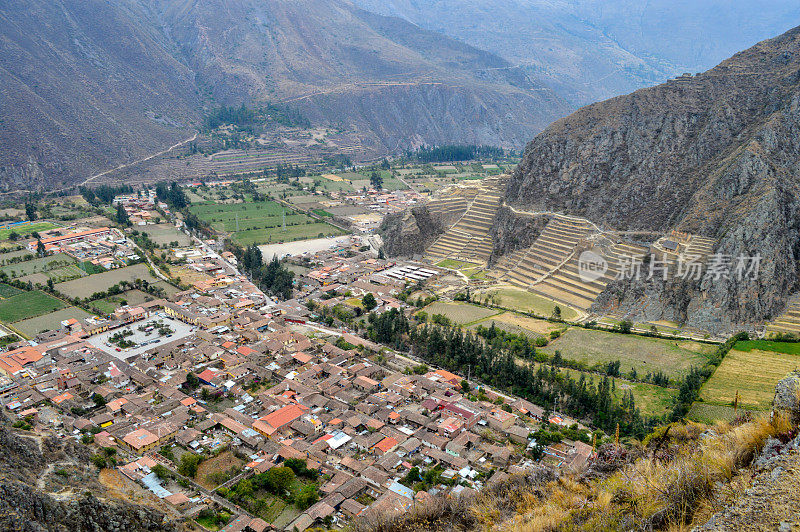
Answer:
[699,341,800,410]
[423,301,500,325]
[55,263,158,299]
[14,307,92,338]
[0,221,59,241]
[0,290,66,323]
[0,253,76,278]
[139,224,191,246]
[541,327,711,379]
[188,200,346,245]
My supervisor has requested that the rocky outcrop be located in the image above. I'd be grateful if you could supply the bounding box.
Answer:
[503,26,800,331]
[0,414,180,532]
[379,205,451,257]
[773,371,800,422]
[487,206,548,265]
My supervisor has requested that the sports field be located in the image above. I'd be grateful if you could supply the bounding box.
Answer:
[699,343,800,411]
[541,327,712,379]
[0,290,66,323]
[0,221,59,240]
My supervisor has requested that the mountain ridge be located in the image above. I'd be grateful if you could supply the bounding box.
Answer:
[503,25,800,330]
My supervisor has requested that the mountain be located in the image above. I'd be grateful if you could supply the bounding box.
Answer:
[0,0,569,191]
[503,25,800,330]
[155,0,568,153]
[351,0,800,107]
[0,0,200,191]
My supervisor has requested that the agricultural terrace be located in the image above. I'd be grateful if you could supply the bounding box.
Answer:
[421,301,500,326]
[0,221,59,240]
[474,286,580,321]
[0,290,66,323]
[14,307,93,338]
[541,327,714,380]
[55,263,158,299]
[699,341,800,411]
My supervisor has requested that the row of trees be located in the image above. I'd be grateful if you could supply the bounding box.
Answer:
[236,244,294,300]
[409,144,506,163]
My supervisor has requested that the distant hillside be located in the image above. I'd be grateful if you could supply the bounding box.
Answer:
[0,0,569,191]
[156,0,568,155]
[0,0,200,191]
[353,0,800,106]
[504,25,800,330]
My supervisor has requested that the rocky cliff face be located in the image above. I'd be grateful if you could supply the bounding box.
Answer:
[0,414,180,532]
[379,205,452,257]
[487,206,548,265]
[504,26,800,330]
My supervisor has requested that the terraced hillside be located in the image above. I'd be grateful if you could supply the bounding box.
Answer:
[492,217,606,310]
[424,176,507,265]
[766,294,800,336]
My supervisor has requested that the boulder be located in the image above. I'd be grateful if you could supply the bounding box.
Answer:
[773,371,800,420]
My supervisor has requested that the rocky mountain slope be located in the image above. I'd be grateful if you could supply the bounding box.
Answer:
[0,0,200,191]
[352,0,800,107]
[503,25,800,331]
[0,0,569,191]
[0,412,180,531]
[155,0,568,153]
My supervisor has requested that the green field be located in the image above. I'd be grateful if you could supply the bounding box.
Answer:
[699,346,800,411]
[734,340,800,355]
[475,286,580,321]
[189,200,346,245]
[541,327,712,379]
[436,259,478,270]
[0,222,59,241]
[422,301,500,326]
[0,253,76,279]
[0,284,23,298]
[55,263,158,299]
[0,290,66,323]
[13,307,92,338]
[232,222,346,245]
